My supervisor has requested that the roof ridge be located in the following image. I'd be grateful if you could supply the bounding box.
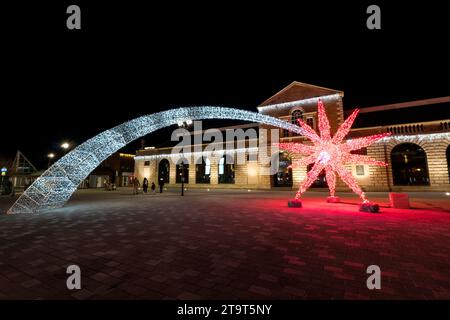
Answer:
[259,81,343,106]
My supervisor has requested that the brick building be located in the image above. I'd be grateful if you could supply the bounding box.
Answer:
[134,82,450,192]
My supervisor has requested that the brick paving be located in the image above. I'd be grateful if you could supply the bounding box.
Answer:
[0,189,449,299]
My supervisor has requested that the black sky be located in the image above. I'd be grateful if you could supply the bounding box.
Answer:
[1,1,449,168]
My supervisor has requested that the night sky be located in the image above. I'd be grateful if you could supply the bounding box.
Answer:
[1,1,449,169]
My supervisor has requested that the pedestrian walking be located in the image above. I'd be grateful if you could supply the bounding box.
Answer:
[143,178,149,193]
[133,177,140,195]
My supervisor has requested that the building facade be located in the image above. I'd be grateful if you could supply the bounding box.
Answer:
[134,82,450,192]
[84,152,135,188]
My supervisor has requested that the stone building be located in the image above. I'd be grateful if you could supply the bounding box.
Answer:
[134,82,450,192]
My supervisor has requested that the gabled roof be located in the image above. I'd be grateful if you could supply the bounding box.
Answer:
[9,150,37,174]
[258,81,343,107]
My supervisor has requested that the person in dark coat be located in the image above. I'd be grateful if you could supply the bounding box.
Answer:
[158,178,164,193]
[151,182,156,193]
[142,178,149,193]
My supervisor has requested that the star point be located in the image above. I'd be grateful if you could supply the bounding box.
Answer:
[275,99,391,202]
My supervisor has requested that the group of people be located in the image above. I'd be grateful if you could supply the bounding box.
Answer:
[103,179,117,191]
[132,177,165,195]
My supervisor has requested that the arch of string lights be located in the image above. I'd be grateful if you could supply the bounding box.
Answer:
[8,106,307,214]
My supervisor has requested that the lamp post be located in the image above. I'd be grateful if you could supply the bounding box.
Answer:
[177,120,192,197]
[181,162,185,196]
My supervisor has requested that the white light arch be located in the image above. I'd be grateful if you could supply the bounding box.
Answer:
[8,106,304,214]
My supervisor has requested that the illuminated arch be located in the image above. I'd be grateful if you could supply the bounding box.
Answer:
[8,106,304,214]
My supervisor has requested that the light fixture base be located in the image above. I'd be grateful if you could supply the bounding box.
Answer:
[326,196,341,203]
[359,202,380,213]
[288,199,302,208]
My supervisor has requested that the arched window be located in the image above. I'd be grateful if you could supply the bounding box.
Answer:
[218,155,235,184]
[391,143,430,186]
[196,157,211,184]
[446,145,450,181]
[291,109,303,124]
[291,109,303,136]
[158,159,170,183]
[176,158,189,183]
[273,152,293,187]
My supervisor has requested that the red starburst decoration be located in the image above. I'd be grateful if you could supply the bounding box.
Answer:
[277,100,391,203]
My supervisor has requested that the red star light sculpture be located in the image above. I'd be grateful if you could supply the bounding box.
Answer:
[277,99,391,210]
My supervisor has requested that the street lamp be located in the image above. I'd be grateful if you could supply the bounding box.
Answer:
[61,142,70,150]
[181,161,185,196]
[47,153,55,168]
[178,150,188,196]
[177,119,193,129]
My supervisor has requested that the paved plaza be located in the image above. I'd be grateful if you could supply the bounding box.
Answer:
[0,189,449,300]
